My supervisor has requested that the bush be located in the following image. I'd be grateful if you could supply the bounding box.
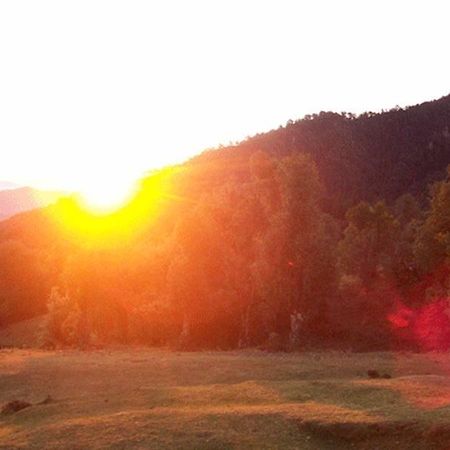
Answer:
[40,287,89,348]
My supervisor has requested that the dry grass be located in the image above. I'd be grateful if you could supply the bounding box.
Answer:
[0,348,449,449]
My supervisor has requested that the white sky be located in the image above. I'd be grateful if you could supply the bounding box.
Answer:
[0,0,449,199]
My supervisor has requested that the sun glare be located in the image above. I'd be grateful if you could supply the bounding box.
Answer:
[78,179,138,214]
[50,167,178,248]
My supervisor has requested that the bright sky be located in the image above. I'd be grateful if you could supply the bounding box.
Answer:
[0,0,449,203]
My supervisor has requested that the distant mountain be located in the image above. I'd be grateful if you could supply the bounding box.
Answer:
[0,181,21,191]
[0,187,63,221]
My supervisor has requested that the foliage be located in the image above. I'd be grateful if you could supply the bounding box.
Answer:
[1,95,450,351]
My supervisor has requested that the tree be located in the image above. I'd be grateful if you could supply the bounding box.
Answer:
[166,198,237,349]
[338,201,400,286]
[415,167,450,275]
[251,153,334,347]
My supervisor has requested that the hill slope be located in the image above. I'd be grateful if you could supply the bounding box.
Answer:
[1,94,450,346]
[0,187,62,221]
[192,94,450,212]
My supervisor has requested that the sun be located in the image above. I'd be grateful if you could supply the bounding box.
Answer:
[48,167,178,249]
[77,178,137,214]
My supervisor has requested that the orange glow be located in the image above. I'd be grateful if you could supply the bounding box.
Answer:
[48,167,177,247]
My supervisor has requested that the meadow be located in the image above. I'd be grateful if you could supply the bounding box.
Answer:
[0,346,449,449]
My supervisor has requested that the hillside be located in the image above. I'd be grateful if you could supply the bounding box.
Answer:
[0,187,62,221]
[1,95,450,351]
[191,94,450,214]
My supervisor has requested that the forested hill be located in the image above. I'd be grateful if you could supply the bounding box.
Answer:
[192,94,450,213]
[2,94,450,352]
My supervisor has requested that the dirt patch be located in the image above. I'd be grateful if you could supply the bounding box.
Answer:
[1,400,32,415]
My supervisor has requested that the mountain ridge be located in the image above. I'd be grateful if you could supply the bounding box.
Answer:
[190,93,450,214]
[0,186,63,221]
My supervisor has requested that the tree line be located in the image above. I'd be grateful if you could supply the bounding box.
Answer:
[1,150,449,350]
[1,94,450,351]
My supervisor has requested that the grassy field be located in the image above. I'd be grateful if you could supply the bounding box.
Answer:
[0,348,449,449]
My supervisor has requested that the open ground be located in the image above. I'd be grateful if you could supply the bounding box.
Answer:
[0,346,449,449]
